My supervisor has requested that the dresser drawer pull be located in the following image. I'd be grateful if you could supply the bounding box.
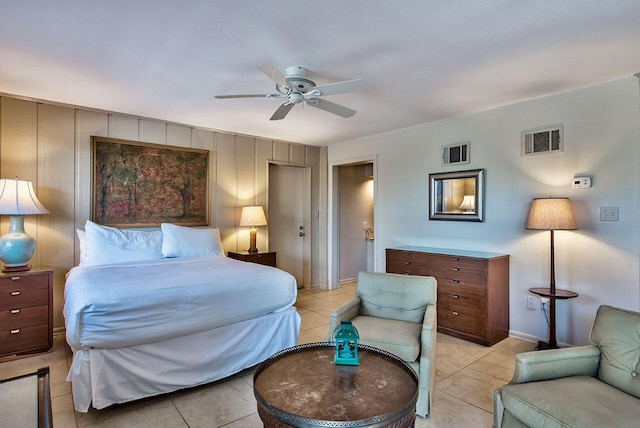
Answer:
[452,311,460,316]
[452,267,460,272]
[10,291,21,296]
[452,294,460,299]
[11,329,20,334]
[10,309,20,314]
[11,276,21,281]
[451,257,460,261]
[403,261,410,265]
[452,280,460,284]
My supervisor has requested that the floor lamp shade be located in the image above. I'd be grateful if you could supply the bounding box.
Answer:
[0,178,50,272]
[239,206,267,254]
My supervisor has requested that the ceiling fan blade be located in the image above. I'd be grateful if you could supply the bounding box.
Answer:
[310,79,369,97]
[257,64,291,87]
[270,102,295,121]
[214,93,279,99]
[306,98,356,118]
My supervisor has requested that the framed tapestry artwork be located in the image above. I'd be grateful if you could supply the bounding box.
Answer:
[91,136,209,227]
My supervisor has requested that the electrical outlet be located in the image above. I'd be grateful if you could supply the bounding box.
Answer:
[526,296,536,310]
[600,207,619,221]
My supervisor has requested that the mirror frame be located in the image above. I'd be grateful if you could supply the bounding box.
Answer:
[429,168,485,222]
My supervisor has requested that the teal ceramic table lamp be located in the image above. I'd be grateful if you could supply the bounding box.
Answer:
[0,178,49,273]
[333,320,359,365]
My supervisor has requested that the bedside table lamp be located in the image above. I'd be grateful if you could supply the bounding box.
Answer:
[0,178,50,272]
[526,197,578,349]
[239,206,267,254]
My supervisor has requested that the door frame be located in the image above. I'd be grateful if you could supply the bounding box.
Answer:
[328,155,378,290]
[267,161,312,288]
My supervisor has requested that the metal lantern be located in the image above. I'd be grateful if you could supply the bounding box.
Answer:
[333,320,359,365]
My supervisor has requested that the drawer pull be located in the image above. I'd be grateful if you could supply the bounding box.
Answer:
[452,280,460,284]
[451,257,459,261]
[452,294,460,299]
[11,329,20,334]
[452,267,460,272]
[10,291,21,296]
[452,311,460,316]
[10,309,20,314]
[10,276,21,281]
[403,261,410,265]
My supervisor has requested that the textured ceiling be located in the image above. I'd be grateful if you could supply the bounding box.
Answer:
[1,1,639,145]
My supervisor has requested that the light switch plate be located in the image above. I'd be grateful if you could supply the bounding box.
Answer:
[600,207,619,221]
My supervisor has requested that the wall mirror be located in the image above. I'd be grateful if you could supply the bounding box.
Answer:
[429,169,484,221]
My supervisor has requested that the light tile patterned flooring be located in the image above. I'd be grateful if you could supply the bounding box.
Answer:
[0,283,537,427]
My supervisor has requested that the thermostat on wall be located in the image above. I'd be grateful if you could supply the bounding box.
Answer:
[572,176,591,189]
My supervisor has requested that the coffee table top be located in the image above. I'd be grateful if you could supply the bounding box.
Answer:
[254,342,418,427]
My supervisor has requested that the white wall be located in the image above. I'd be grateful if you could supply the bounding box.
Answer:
[328,76,640,345]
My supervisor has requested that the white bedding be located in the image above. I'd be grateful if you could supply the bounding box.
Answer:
[64,256,297,349]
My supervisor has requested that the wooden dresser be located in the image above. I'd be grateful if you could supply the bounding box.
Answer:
[0,269,53,358]
[386,247,509,346]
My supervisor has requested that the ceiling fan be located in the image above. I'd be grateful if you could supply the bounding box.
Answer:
[215,65,369,120]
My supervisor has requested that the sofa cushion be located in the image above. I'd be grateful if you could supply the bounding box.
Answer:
[351,315,421,362]
[501,375,640,428]
[590,305,640,399]
[356,271,436,324]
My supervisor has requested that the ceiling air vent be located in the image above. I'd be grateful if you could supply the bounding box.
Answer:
[522,125,563,156]
[441,142,470,166]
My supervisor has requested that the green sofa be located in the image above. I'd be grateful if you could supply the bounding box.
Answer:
[493,305,640,427]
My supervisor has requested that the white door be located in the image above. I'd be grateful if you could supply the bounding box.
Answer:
[269,164,307,287]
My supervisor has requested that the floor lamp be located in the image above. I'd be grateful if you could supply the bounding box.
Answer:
[526,197,578,349]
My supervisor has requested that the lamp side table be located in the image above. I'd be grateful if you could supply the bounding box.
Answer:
[228,251,276,267]
[529,287,578,350]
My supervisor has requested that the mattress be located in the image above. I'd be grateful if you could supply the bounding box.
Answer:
[64,256,297,349]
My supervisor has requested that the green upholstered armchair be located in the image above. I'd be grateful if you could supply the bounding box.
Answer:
[328,271,437,418]
[493,305,640,427]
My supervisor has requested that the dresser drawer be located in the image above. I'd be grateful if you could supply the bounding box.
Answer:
[430,264,487,284]
[0,324,49,355]
[438,307,486,337]
[437,284,486,318]
[0,306,49,331]
[0,288,49,311]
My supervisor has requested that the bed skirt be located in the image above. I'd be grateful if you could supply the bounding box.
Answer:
[67,307,301,412]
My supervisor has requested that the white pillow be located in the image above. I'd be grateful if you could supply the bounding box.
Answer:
[76,228,87,266]
[161,223,224,258]
[81,220,163,266]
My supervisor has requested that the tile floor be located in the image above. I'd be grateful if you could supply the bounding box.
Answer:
[0,283,537,427]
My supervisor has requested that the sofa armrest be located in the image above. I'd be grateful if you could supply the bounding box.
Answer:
[510,345,600,384]
[326,297,361,341]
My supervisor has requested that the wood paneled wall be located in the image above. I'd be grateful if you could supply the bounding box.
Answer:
[0,95,326,331]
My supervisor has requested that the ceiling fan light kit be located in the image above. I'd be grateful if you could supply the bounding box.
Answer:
[215,65,368,120]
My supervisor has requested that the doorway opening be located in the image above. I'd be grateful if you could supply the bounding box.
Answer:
[329,157,376,289]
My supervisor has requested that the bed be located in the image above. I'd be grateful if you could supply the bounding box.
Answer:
[64,221,300,412]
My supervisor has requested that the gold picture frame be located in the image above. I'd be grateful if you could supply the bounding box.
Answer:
[91,136,209,227]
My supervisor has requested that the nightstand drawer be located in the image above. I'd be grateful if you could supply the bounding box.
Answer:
[0,288,49,311]
[0,324,49,355]
[0,306,48,330]
[0,274,49,290]
[228,251,277,267]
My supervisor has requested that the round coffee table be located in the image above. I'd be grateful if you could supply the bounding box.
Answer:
[254,342,418,428]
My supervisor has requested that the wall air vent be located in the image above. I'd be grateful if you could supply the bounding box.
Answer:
[522,125,563,156]
[441,142,470,166]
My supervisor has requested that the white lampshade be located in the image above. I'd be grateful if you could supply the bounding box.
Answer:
[458,195,475,211]
[0,178,50,215]
[526,197,577,230]
[239,206,267,227]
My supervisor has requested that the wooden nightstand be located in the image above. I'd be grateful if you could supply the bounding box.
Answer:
[228,251,277,267]
[0,268,53,358]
